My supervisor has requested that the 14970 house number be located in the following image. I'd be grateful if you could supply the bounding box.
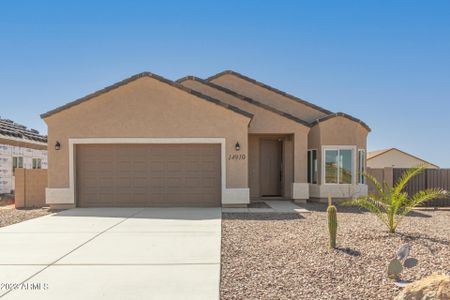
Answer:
[228,154,246,160]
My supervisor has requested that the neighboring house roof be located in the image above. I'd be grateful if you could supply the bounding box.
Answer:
[367,148,391,159]
[367,148,439,168]
[177,76,312,128]
[0,117,47,144]
[313,112,371,132]
[207,70,333,116]
[41,72,254,120]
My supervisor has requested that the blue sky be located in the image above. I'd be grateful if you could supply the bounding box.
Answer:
[1,0,449,166]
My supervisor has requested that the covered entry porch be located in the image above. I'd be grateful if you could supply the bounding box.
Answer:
[248,134,308,202]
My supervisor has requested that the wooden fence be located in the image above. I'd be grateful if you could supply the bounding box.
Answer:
[393,168,450,207]
[367,168,450,207]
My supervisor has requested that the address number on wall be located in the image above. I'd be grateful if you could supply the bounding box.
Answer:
[228,154,246,160]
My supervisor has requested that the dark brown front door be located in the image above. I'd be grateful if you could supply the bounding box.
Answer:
[259,139,282,196]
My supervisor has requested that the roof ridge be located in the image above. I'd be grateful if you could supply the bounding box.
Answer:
[177,76,312,127]
[313,112,371,132]
[41,72,254,120]
[206,70,333,115]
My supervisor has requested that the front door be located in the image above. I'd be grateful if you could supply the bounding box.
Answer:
[259,139,282,196]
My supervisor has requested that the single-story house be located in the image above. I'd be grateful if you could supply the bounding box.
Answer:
[367,148,439,169]
[42,71,370,208]
[0,117,48,194]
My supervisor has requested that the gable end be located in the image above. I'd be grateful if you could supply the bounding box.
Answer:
[41,72,253,120]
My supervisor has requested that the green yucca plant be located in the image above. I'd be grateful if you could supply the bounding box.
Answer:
[346,165,447,233]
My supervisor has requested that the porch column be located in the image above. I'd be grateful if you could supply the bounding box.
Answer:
[292,132,309,201]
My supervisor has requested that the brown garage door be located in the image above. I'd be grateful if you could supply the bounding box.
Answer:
[76,144,221,207]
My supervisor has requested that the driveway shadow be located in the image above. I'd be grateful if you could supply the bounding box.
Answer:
[222,212,305,221]
[52,207,221,220]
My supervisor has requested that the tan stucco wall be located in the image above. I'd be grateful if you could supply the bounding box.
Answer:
[367,150,438,169]
[181,79,309,192]
[308,116,369,188]
[209,74,328,122]
[14,168,47,208]
[44,76,251,191]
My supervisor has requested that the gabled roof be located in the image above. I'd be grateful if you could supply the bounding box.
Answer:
[41,72,253,120]
[0,117,47,144]
[367,148,391,159]
[177,76,312,128]
[313,112,371,132]
[367,148,439,168]
[207,70,333,116]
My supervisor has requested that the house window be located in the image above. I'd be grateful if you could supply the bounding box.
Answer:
[358,150,366,184]
[324,148,353,184]
[307,150,318,184]
[12,157,23,175]
[32,158,42,169]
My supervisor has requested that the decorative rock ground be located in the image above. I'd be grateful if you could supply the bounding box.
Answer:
[221,203,450,299]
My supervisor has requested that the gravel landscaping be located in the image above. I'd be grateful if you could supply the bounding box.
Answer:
[221,203,450,300]
[0,207,53,228]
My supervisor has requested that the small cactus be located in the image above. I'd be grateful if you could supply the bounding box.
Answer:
[387,243,419,280]
[327,194,337,249]
[388,259,403,278]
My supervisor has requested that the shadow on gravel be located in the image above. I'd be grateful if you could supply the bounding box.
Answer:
[222,213,305,221]
[334,247,361,257]
[302,203,365,214]
[397,232,450,247]
[405,210,433,218]
[303,203,435,219]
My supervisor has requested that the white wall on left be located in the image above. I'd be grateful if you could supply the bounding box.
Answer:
[0,144,48,193]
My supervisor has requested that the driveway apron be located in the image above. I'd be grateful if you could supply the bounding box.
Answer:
[0,207,221,300]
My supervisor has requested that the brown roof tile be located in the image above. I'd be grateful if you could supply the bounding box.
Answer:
[177,76,312,128]
[41,72,254,120]
[313,112,371,132]
[207,70,333,115]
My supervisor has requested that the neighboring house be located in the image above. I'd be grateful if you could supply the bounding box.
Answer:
[42,71,370,208]
[367,148,439,169]
[0,118,48,194]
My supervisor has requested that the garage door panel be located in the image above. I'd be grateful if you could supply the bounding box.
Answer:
[166,178,183,187]
[96,161,113,170]
[133,178,147,186]
[149,162,164,171]
[76,144,221,207]
[166,161,181,171]
[149,178,164,188]
[133,164,148,172]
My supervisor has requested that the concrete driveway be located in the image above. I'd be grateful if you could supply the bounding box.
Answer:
[0,207,221,300]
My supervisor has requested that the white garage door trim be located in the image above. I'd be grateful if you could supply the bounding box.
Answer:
[45,138,250,206]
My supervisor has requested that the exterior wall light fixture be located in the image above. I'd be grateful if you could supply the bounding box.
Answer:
[235,142,240,151]
[55,141,61,151]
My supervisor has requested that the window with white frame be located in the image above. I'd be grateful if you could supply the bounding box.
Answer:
[324,148,353,184]
[307,150,318,184]
[358,150,366,184]
[12,157,23,175]
[32,158,42,169]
